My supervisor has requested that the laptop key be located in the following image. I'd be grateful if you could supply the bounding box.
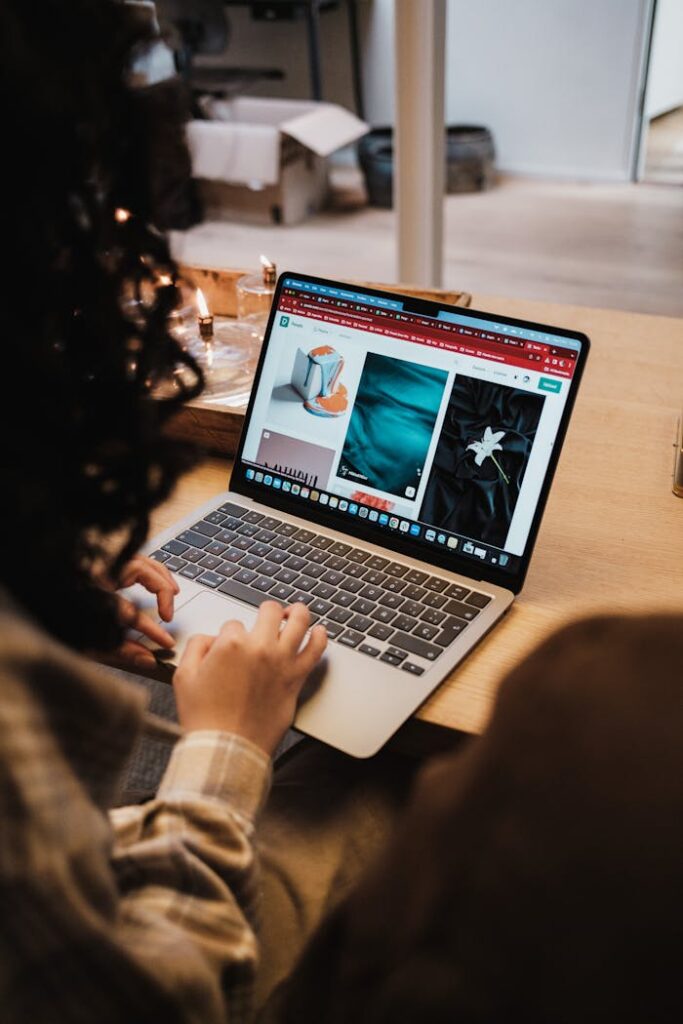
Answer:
[218,577,280,608]
[222,548,244,564]
[293,574,316,592]
[163,539,188,556]
[345,562,368,579]
[403,584,427,602]
[421,607,446,626]
[290,591,315,605]
[308,548,331,565]
[261,516,281,531]
[325,555,348,571]
[192,520,221,538]
[165,556,187,572]
[178,530,210,550]
[151,549,171,563]
[252,576,276,593]
[393,613,418,633]
[399,599,423,618]
[327,605,353,625]
[294,528,316,542]
[197,571,224,589]
[364,569,387,586]
[179,564,203,580]
[204,510,227,526]
[284,555,308,573]
[256,529,278,543]
[199,554,223,571]
[366,555,388,570]
[443,599,480,621]
[351,597,375,616]
[348,614,373,633]
[368,622,393,641]
[233,537,254,552]
[372,607,397,625]
[405,569,428,585]
[434,617,468,646]
[216,560,238,577]
[360,584,383,602]
[234,568,258,585]
[340,577,365,594]
[338,629,364,648]
[276,522,299,537]
[445,583,470,601]
[346,548,371,563]
[424,576,448,593]
[380,651,403,667]
[236,523,260,538]
[386,646,407,662]
[240,554,263,572]
[320,620,344,639]
[313,582,336,601]
[379,592,404,609]
[204,540,228,557]
[275,568,298,585]
[244,511,265,525]
[271,582,295,601]
[258,560,281,577]
[215,529,238,545]
[402,662,425,676]
[331,590,356,608]
[271,535,295,551]
[288,542,311,559]
[301,562,327,579]
[359,643,380,658]
[310,535,333,550]
[182,547,205,563]
[218,502,248,518]
[389,631,441,661]
[423,591,447,609]
[382,577,407,594]
[413,623,439,641]
[322,570,345,587]
[309,598,332,616]
[329,541,351,556]
[250,542,272,559]
[267,549,290,565]
[466,591,492,609]
[385,562,408,578]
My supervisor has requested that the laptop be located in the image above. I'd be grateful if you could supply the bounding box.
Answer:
[140,272,589,757]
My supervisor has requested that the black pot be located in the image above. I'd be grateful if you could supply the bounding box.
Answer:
[358,124,496,208]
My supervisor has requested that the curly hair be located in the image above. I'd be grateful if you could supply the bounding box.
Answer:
[0,0,202,651]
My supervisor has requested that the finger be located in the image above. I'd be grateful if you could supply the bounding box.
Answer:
[122,561,177,622]
[278,602,311,654]
[115,639,158,668]
[134,610,176,648]
[251,600,286,643]
[216,618,248,647]
[293,623,328,678]
[177,633,214,676]
[153,558,180,595]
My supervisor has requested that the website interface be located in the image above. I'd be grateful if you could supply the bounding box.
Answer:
[239,277,583,575]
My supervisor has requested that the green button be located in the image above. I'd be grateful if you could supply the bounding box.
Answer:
[539,377,562,393]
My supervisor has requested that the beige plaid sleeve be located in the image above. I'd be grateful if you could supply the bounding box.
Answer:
[109,731,272,1024]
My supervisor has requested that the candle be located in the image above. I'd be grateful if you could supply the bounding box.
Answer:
[196,287,214,340]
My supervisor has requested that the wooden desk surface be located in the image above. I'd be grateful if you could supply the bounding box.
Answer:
[152,294,683,735]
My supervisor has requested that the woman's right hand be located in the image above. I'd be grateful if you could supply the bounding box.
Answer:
[173,601,328,757]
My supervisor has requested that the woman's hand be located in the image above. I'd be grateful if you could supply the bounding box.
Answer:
[111,556,179,668]
[174,601,328,756]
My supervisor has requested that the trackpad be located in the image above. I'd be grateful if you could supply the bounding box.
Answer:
[161,592,259,664]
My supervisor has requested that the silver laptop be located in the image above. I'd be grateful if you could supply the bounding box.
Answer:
[140,273,589,757]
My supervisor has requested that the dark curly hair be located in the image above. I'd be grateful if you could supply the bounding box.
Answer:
[0,0,202,651]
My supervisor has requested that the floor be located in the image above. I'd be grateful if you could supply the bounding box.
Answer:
[171,171,683,318]
[642,106,683,187]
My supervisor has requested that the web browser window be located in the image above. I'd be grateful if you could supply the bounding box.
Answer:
[240,277,582,575]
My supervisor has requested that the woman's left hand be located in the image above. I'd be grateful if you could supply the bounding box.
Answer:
[111,556,179,668]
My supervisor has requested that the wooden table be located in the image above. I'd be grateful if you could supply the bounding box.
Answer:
[152,294,683,736]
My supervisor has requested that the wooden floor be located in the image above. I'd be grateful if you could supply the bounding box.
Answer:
[171,173,683,318]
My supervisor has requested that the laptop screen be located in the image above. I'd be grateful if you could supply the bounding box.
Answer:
[233,273,588,591]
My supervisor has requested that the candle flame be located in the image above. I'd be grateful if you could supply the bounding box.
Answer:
[158,273,173,287]
[114,208,131,223]
[196,288,210,318]
[260,254,275,271]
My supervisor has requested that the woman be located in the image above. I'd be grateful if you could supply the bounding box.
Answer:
[0,2,327,1021]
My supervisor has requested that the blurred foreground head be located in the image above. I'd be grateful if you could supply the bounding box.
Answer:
[0,0,200,650]
[279,615,683,1024]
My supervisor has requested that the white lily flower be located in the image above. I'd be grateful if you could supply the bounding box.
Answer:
[467,427,509,483]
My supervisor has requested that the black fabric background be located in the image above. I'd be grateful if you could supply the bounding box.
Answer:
[419,377,545,548]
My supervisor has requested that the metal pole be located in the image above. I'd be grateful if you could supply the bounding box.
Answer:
[395,0,446,287]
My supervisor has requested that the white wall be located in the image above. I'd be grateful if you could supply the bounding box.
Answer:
[644,0,683,118]
[202,0,652,181]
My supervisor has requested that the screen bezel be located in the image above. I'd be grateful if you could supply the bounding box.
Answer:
[229,271,590,594]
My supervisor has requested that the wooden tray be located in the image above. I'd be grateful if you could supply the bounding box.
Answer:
[166,265,472,457]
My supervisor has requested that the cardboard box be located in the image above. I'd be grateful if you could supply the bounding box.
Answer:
[186,96,368,225]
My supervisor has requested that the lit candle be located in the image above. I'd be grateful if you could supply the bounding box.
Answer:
[260,254,276,286]
[196,288,214,340]
[114,207,131,223]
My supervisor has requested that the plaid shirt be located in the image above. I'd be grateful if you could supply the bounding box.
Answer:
[0,593,271,1024]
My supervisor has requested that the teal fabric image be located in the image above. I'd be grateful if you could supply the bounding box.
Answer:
[337,353,448,498]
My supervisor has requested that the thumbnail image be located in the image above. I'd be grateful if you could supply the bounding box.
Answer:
[265,338,363,447]
[255,430,336,490]
[420,376,545,548]
[336,353,448,499]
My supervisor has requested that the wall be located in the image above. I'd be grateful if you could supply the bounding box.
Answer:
[200,0,652,181]
[644,0,683,118]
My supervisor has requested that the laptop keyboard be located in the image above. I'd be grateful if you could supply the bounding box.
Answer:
[151,502,493,676]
